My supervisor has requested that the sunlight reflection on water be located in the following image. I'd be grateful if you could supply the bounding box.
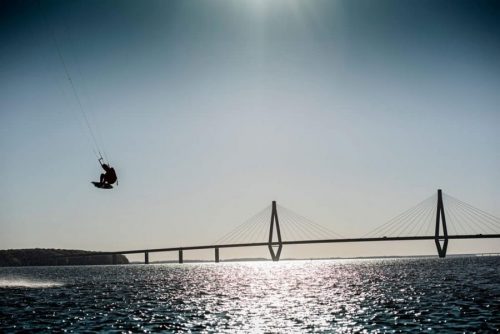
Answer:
[0,257,499,332]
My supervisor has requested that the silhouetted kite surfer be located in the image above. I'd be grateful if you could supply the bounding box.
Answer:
[92,158,118,189]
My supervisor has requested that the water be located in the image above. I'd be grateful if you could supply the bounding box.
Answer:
[1,257,499,332]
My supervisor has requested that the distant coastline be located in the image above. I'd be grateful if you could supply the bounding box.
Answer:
[0,249,129,267]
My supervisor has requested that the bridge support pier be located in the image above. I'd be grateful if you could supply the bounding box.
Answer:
[215,247,220,263]
[145,251,149,264]
[435,189,449,258]
[268,201,283,261]
[178,249,183,264]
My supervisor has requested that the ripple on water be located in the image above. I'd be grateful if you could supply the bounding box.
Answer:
[0,257,499,332]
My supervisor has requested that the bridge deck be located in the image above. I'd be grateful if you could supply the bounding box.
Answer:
[60,234,500,257]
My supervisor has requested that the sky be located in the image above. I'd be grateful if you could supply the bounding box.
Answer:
[1,0,499,260]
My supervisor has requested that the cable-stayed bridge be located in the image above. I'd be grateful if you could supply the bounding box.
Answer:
[61,189,500,264]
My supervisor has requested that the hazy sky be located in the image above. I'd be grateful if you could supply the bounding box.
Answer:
[1,0,499,260]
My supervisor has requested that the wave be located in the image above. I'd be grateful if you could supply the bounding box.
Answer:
[0,279,64,288]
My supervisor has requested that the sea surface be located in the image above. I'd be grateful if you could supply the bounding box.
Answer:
[1,256,499,333]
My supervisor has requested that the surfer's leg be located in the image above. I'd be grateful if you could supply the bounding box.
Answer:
[105,175,117,185]
[100,173,106,184]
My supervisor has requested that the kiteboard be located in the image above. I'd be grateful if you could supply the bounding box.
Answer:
[92,182,113,189]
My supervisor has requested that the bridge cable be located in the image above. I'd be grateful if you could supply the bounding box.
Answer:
[361,193,437,238]
[424,206,437,236]
[245,211,272,243]
[448,198,499,234]
[450,204,482,234]
[373,200,430,237]
[447,200,478,234]
[282,216,300,241]
[405,201,435,236]
[224,210,269,244]
[278,211,310,240]
[394,195,436,236]
[394,198,435,237]
[445,194,500,233]
[445,194,500,228]
[415,205,436,236]
[395,197,434,237]
[214,205,271,245]
[277,207,329,241]
[445,206,458,235]
[257,214,272,241]
[221,205,273,244]
[285,213,322,240]
[278,205,344,239]
[280,213,309,241]
[444,199,466,234]
[362,196,432,237]
[279,209,333,240]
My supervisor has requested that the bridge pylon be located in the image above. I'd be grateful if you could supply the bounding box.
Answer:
[435,189,448,258]
[268,201,283,261]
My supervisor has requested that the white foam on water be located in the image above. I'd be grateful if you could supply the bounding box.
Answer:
[0,279,64,288]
